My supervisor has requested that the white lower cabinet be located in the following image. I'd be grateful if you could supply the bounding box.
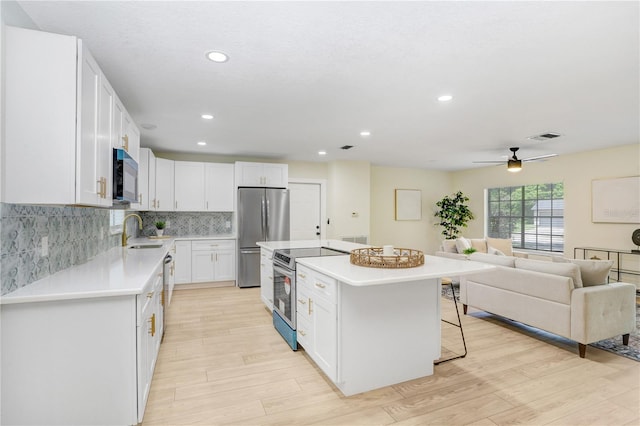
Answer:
[260,248,274,310]
[191,240,236,283]
[296,265,338,381]
[0,265,164,425]
[174,240,193,284]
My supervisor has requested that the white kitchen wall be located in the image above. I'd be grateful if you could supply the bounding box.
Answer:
[452,143,640,256]
[327,161,371,241]
[369,166,452,254]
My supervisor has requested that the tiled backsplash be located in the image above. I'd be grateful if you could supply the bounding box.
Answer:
[139,211,234,237]
[0,203,235,295]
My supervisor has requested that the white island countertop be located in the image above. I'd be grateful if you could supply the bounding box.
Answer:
[297,254,494,286]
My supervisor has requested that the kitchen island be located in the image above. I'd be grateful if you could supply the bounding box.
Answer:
[258,240,493,396]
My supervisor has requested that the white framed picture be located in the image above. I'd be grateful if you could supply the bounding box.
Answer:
[591,176,640,223]
[395,189,422,221]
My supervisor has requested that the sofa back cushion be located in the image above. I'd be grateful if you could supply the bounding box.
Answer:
[442,239,458,253]
[552,257,614,286]
[486,237,514,256]
[470,238,488,253]
[469,252,516,267]
[515,258,582,288]
[455,237,472,254]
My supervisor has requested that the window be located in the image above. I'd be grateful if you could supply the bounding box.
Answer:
[487,183,564,252]
[109,209,125,234]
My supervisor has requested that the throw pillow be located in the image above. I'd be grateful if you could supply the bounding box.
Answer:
[470,238,488,253]
[552,257,614,286]
[515,258,583,287]
[488,246,505,256]
[442,239,458,253]
[455,237,472,254]
[486,237,513,256]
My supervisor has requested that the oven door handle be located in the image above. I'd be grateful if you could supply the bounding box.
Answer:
[273,263,295,278]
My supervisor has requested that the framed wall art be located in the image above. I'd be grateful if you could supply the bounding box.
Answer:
[395,189,422,221]
[591,176,640,223]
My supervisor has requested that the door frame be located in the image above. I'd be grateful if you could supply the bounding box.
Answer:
[288,178,327,240]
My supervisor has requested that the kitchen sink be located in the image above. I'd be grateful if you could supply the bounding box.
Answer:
[128,244,164,249]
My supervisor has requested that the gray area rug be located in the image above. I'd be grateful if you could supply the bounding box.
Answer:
[441,284,640,362]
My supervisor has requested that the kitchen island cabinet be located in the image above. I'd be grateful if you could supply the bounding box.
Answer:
[294,254,494,396]
[0,245,168,425]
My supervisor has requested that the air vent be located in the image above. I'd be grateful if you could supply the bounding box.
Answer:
[340,145,354,150]
[528,132,561,141]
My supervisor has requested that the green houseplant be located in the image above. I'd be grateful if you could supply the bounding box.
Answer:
[435,191,475,239]
[155,221,166,236]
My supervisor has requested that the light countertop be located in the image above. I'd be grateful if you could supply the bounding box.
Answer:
[0,235,236,305]
[296,254,494,286]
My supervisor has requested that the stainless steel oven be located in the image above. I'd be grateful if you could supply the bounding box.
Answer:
[272,247,349,350]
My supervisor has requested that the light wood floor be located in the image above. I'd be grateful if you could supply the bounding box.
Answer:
[143,287,640,425]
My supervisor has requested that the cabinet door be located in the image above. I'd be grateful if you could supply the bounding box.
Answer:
[124,113,140,163]
[191,251,215,282]
[137,148,150,210]
[214,249,236,281]
[174,241,192,284]
[148,150,157,210]
[260,249,274,310]
[236,162,265,186]
[76,42,102,206]
[113,97,125,150]
[312,296,337,382]
[174,161,205,211]
[263,163,288,188]
[205,163,235,211]
[155,158,174,211]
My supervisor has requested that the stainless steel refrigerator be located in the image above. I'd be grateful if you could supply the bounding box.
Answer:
[237,187,290,288]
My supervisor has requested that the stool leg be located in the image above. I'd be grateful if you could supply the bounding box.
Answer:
[435,282,468,365]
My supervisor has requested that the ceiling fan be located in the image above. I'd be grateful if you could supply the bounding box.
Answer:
[473,147,557,172]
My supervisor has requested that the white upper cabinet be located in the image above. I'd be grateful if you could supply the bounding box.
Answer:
[3,26,137,207]
[147,149,157,210]
[205,163,235,211]
[113,97,140,162]
[137,148,152,210]
[154,158,175,211]
[174,161,205,211]
[235,162,288,188]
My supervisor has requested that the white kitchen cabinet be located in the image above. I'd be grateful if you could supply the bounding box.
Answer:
[296,265,337,381]
[175,161,206,211]
[260,248,274,310]
[155,157,175,211]
[235,162,288,188]
[174,240,193,285]
[191,240,236,283]
[113,97,140,163]
[137,148,151,210]
[148,149,157,210]
[0,264,164,425]
[3,26,138,207]
[205,163,235,211]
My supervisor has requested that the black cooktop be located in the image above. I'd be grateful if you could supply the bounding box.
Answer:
[273,246,349,269]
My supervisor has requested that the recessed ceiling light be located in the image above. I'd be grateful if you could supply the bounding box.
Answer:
[206,50,229,63]
[437,95,453,102]
[318,150,327,156]
[197,141,207,146]
[201,114,214,120]
[360,131,371,137]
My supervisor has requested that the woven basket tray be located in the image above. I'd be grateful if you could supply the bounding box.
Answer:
[350,247,424,269]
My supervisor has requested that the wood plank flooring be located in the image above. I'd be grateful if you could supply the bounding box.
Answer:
[143,287,640,425]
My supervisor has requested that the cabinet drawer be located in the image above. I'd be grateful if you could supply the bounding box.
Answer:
[296,316,312,350]
[191,239,235,251]
[311,273,337,303]
[297,265,312,288]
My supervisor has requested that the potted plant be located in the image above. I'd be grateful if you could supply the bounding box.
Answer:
[435,191,474,240]
[463,247,477,255]
[155,221,166,237]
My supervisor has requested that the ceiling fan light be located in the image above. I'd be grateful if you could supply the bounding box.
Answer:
[507,159,522,172]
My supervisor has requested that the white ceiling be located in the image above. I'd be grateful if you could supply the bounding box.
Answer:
[15,1,640,171]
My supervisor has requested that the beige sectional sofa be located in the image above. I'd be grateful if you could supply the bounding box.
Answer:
[438,251,636,358]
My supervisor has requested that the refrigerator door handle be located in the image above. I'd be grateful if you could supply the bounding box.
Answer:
[261,196,267,241]
[265,197,270,240]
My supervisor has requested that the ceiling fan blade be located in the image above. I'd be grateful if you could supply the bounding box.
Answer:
[522,153,558,162]
[472,161,506,164]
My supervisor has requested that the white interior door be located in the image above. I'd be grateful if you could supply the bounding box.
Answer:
[289,183,321,240]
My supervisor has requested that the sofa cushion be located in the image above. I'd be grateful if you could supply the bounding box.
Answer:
[553,257,614,287]
[455,237,472,254]
[469,252,516,267]
[488,246,506,256]
[442,239,458,253]
[470,238,488,253]
[486,237,513,256]
[515,258,583,288]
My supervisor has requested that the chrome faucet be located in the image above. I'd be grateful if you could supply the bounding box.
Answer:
[121,213,143,247]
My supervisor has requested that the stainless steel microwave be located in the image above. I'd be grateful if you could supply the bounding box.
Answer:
[112,148,138,204]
